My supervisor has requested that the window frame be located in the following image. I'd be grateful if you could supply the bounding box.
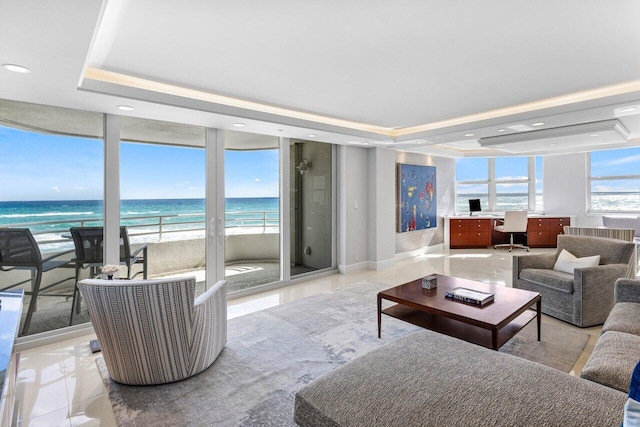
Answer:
[587,148,640,213]
[455,156,537,213]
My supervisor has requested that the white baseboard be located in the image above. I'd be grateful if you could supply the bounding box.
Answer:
[15,322,95,352]
[338,261,369,274]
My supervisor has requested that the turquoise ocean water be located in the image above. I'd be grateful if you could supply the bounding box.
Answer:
[458,192,640,212]
[0,197,279,239]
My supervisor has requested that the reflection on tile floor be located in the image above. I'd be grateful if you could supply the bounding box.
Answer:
[11,248,598,425]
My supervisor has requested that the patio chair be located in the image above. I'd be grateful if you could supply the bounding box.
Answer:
[69,226,147,324]
[0,228,75,334]
[77,277,227,385]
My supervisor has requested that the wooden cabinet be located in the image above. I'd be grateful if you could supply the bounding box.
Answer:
[448,216,570,249]
[450,218,492,248]
[527,217,570,248]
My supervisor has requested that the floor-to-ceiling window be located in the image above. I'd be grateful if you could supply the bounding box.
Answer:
[0,99,104,335]
[224,131,281,292]
[290,139,334,277]
[0,98,339,337]
[120,117,207,289]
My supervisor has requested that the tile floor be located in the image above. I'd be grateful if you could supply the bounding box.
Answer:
[8,248,601,426]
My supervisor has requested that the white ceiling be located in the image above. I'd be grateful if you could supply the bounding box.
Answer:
[1,0,640,157]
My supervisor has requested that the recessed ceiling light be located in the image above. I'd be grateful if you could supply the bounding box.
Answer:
[497,128,506,132]
[233,123,245,128]
[464,133,475,137]
[117,105,134,111]
[494,145,505,148]
[531,122,545,126]
[620,107,638,113]
[415,140,425,144]
[308,134,316,138]
[589,133,599,137]
[2,63,31,73]
[549,143,557,146]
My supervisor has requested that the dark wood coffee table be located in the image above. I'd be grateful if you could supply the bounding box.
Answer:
[377,274,541,350]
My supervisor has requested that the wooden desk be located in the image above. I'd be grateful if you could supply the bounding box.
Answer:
[446,215,573,249]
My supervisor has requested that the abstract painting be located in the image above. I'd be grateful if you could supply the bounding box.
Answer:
[398,163,437,232]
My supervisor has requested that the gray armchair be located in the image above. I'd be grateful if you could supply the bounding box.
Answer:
[77,276,226,385]
[513,235,635,327]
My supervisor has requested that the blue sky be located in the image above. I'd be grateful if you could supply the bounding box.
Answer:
[0,125,279,201]
[3,123,640,201]
[456,150,640,194]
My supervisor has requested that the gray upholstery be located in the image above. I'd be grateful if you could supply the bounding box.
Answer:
[77,277,227,385]
[580,330,640,393]
[602,302,640,336]
[294,330,626,427]
[579,278,640,393]
[513,235,635,327]
[615,278,640,303]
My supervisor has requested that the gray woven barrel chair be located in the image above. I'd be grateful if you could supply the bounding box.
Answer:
[77,277,227,385]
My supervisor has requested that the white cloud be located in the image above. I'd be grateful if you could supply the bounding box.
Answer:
[254,178,261,182]
[496,175,528,181]
[74,186,85,191]
[594,154,640,167]
[51,186,61,193]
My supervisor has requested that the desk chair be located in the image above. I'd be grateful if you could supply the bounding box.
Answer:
[0,228,75,334]
[494,210,529,252]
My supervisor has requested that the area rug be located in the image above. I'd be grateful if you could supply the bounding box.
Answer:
[98,279,590,426]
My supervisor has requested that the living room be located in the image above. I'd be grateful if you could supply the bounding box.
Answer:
[2,1,640,426]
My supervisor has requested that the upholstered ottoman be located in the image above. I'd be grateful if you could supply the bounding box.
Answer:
[294,330,626,427]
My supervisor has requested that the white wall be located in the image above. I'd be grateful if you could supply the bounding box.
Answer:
[543,152,602,227]
[367,148,396,270]
[395,151,456,254]
[338,145,370,273]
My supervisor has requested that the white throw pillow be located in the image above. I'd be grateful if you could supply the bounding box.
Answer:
[553,249,600,274]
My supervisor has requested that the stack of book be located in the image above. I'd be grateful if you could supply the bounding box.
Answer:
[444,287,494,306]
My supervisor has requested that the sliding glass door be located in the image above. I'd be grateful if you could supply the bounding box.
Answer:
[224,131,281,292]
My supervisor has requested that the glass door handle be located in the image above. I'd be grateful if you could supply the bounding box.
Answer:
[218,217,224,244]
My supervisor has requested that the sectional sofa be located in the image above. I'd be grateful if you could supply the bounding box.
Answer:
[294,278,640,426]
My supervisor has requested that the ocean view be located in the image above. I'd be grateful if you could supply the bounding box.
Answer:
[0,198,279,251]
[458,192,640,212]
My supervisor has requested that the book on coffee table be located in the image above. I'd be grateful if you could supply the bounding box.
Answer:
[444,287,494,306]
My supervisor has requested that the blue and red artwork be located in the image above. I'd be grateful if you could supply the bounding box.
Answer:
[398,164,437,232]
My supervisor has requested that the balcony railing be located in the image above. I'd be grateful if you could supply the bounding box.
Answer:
[5,210,279,252]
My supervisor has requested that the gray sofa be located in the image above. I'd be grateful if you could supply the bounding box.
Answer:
[294,278,640,427]
[513,235,635,327]
[294,329,626,426]
[580,278,640,393]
